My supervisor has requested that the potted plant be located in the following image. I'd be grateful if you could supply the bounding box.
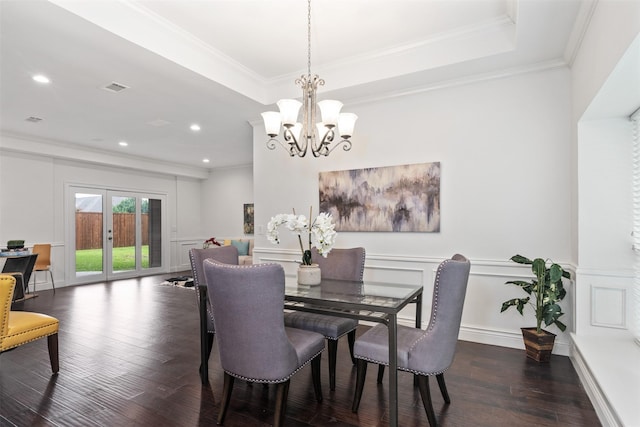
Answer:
[267,207,337,285]
[501,254,569,362]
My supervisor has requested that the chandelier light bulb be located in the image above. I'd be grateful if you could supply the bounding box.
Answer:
[317,100,343,127]
[338,113,358,139]
[277,99,302,127]
[261,112,281,137]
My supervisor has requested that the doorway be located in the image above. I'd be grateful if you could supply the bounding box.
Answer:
[68,186,166,283]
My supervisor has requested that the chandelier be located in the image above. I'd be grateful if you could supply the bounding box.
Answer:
[261,0,357,158]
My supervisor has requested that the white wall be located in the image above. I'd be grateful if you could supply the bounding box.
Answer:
[253,67,575,354]
[570,1,640,426]
[0,146,206,285]
[201,164,253,239]
[578,118,633,272]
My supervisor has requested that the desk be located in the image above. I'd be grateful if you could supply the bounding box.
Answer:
[284,277,423,427]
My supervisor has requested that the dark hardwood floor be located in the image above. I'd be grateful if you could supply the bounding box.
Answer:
[1,273,600,427]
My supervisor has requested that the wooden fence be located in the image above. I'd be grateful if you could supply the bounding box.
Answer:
[76,212,149,250]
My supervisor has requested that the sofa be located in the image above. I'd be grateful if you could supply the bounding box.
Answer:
[222,239,254,265]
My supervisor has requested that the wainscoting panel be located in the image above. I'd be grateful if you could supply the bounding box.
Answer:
[575,268,633,336]
[591,286,627,329]
[174,239,200,272]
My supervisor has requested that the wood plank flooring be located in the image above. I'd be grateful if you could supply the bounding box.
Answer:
[0,273,600,426]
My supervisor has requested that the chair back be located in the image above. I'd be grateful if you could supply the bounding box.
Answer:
[32,244,52,269]
[1,254,38,288]
[203,260,299,382]
[189,245,239,331]
[407,254,470,374]
[311,247,365,281]
[189,245,239,288]
[0,275,16,340]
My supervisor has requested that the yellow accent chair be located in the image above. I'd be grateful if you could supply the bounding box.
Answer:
[0,275,59,373]
[32,243,55,293]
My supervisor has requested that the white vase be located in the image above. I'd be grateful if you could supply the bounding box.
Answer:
[297,264,321,285]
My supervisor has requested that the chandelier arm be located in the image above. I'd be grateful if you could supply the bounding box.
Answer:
[321,138,353,156]
[267,137,296,156]
[284,127,308,157]
[310,127,334,157]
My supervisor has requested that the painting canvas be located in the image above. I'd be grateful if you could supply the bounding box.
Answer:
[243,203,254,234]
[319,162,440,232]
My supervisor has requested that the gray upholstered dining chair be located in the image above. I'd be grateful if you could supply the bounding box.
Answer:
[284,246,366,391]
[189,245,239,384]
[351,254,470,427]
[203,260,325,427]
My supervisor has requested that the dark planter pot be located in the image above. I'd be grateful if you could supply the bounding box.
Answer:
[521,327,556,362]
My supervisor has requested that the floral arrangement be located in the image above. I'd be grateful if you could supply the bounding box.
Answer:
[203,237,222,249]
[267,207,337,265]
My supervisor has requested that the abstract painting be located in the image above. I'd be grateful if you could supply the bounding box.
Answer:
[243,203,254,234]
[319,162,440,232]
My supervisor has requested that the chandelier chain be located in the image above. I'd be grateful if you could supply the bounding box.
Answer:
[307,0,312,77]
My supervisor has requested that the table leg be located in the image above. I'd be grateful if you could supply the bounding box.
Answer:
[414,292,423,387]
[415,292,423,328]
[388,313,398,427]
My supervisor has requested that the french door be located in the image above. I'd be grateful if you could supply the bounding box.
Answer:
[68,186,166,283]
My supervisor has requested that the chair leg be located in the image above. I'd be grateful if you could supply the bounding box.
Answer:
[311,354,323,402]
[47,333,59,374]
[217,373,235,425]
[48,269,55,293]
[351,359,368,412]
[347,330,356,364]
[198,285,212,384]
[436,373,450,404]
[328,339,337,391]
[274,380,290,427]
[30,272,35,295]
[377,364,385,384]
[199,332,214,384]
[417,375,437,427]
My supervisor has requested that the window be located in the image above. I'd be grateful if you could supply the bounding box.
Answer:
[631,107,640,345]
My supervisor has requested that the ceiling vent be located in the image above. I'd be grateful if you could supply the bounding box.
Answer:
[103,81,129,93]
[25,116,43,123]
[148,119,171,127]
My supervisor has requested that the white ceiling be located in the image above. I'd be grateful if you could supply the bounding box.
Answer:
[0,0,586,169]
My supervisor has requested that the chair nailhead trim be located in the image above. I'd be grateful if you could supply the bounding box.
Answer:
[223,348,324,383]
[2,329,58,352]
[407,259,452,353]
[353,355,448,377]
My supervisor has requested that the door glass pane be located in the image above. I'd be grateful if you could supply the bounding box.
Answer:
[145,198,162,269]
[112,196,136,273]
[75,193,103,277]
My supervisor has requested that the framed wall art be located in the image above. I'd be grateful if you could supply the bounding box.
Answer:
[243,203,254,234]
[319,162,440,232]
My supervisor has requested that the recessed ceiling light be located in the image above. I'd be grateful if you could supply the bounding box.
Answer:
[190,124,201,132]
[32,74,50,84]
[118,141,128,147]
[202,158,210,163]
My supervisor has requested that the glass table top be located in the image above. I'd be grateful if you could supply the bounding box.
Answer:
[284,277,423,315]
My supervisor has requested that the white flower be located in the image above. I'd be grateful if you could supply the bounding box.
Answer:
[287,214,308,234]
[267,214,291,244]
[267,209,337,263]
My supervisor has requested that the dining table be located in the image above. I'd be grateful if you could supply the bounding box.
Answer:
[284,276,424,427]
